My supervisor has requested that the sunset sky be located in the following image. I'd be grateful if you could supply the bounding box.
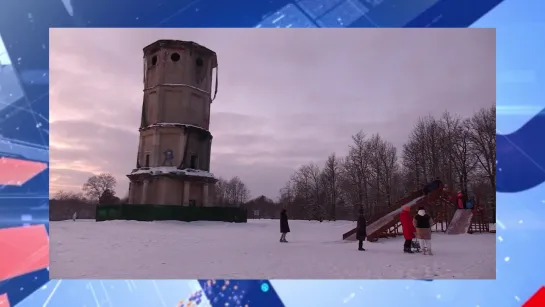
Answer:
[49,28,495,199]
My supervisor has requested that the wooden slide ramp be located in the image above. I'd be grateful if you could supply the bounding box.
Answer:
[342,187,445,241]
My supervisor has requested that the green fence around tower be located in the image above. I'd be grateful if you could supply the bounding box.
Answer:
[95,204,247,223]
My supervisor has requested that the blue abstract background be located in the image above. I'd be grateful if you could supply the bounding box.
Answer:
[1,0,544,306]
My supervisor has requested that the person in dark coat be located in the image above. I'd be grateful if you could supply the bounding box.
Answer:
[422,178,433,195]
[423,177,442,195]
[462,189,469,208]
[466,195,476,209]
[422,184,431,196]
[280,208,290,243]
[356,208,367,251]
[432,177,442,190]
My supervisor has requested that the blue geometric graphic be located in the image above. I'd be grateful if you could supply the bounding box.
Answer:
[497,110,545,192]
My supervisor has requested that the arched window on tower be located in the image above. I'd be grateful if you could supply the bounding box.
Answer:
[145,154,150,167]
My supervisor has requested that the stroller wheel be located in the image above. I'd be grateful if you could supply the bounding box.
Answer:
[411,239,421,252]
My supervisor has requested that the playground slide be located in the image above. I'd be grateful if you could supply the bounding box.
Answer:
[445,209,473,234]
[343,195,425,241]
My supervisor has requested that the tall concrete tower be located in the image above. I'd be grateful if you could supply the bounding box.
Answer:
[127,40,218,206]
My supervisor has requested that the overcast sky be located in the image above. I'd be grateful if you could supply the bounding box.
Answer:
[49,28,495,199]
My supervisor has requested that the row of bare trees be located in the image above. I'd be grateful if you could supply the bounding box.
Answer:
[52,173,251,207]
[279,106,496,221]
[53,173,120,203]
[215,176,251,206]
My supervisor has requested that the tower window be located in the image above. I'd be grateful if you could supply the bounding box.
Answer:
[170,53,180,62]
[196,58,203,67]
[151,55,157,66]
[145,154,150,167]
[190,155,198,169]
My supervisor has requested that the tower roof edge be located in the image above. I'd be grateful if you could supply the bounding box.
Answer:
[143,40,216,57]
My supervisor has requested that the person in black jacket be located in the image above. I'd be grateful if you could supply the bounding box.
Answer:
[413,206,434,255]
[356,208,367,251]
[462,189,469,208]
[280,208,290,243]
[423,177,443,196]
[432,177,442,189]
[422,178,433,195]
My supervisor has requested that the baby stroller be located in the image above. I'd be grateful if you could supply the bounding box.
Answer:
[411,239,421,252]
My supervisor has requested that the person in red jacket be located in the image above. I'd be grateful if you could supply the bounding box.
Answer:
[457,191,464,209]
[400,205,416,253]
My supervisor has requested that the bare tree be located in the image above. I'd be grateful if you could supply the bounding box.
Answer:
[279,180,307,219]
[215,176,251,206]
[437,111,461,187]
[227,176,251,205]
[468,105,496,190]
[52,190,87,201]
[290,163,324,220]
[99,189,120,204]
[437,112,478,192]
[277,106,496,222]
[403,115,460,191]
[321,154,342,220]
[278,181,294,208]
[343,131,371,216]
[453,125,479,192]
[82,173,117,202]
[365,134,398,210]
[401,139,423,192]
[215,177,228,205]
[377,137,399,206]
[403,116,444,185]
[467,105,496,220]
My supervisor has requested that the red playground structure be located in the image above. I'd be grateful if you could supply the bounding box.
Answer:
[342,185,490,242]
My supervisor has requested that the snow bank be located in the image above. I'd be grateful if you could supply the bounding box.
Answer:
[130,166,216,179]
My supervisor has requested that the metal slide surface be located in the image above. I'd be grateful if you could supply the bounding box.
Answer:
[344,196,425,241]
[445,209,474,234]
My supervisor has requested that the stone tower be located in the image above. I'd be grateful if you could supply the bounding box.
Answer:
[127,40,218,206]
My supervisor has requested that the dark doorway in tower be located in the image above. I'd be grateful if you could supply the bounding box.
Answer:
[190,155,198,169]
[145,154,150,167]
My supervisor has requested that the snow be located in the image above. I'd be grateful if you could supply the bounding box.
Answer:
[130,166,216,178]
[50,219,496,279]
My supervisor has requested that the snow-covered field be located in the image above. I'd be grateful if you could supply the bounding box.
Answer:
[50,219,496,279]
